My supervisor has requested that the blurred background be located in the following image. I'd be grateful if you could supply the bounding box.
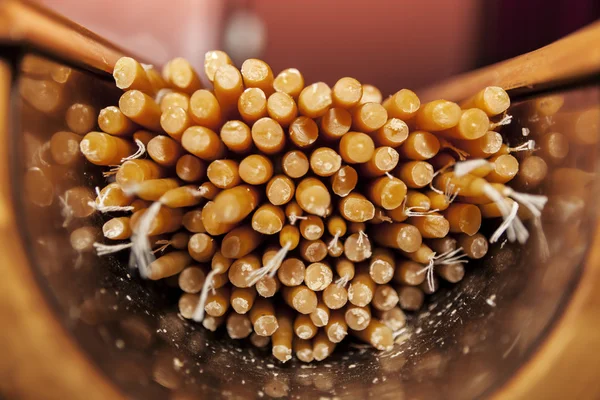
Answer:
[39,0,598,94]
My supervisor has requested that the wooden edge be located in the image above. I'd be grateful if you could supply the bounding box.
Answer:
[417,21,600,102]
[0,60,124,400]
[0,0,131,74]
[493,221,600,400]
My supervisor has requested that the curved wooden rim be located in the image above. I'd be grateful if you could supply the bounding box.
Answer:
[0,0,145,74]
[492,225,600,400]
[0,60,123,399]
[418,21,600,102]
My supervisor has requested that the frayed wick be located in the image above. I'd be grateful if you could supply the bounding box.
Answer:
[192,269,218,322]
[335,275,350,288]
[532,216,550,262]
[357,231,368,248]
[376,212,393,223]
[417,248,469,292]
[439,138,469,161]
[36,141,51,167]
[434,247,469,266]
[289,214,307,225]
[152,239,172,254]
[444,182,461,204]
[246,241,292,286]
[453,159,492,177]
[490,185,548,247]
[503,187,548,218]
[482,184,529,244]
[404,207,441,218]
[128,200,162,278]
[490,201,520,243]
[93,241,133,256]
[430,163,459,203]
[327,232,341,251]
[102,165,121,177]
[88,186,135,213]
[508,140,536,153]
[490,113,513,129]
[58,193,73,228]
[120,138,146,163]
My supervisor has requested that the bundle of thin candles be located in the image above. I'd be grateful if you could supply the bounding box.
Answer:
[76,53,549,363]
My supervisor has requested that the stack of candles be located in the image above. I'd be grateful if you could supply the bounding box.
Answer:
[78,53,548,363]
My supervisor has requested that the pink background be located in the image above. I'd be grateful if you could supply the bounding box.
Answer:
[39,0,480,93]
[38,0,597,94]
